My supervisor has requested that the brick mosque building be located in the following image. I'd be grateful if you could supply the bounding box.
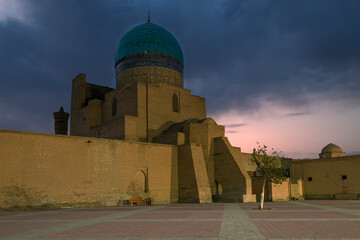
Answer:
[0,18,257,208]
[0,18,359,208]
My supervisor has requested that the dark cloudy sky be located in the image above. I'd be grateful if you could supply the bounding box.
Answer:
[1,0,359,158]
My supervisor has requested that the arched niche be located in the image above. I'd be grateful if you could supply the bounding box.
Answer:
[112,98,117,116]
[215,181,223,196]
[135,170,146,193]
[172,93,179,112]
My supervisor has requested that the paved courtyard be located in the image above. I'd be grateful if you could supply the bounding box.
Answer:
[0,200,360,240]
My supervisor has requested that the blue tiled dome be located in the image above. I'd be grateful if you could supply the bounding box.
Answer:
[115,22,183,64]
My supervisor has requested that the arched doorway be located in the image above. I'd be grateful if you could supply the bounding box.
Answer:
[135,170,146,193]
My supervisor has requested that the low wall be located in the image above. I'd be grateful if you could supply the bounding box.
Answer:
[252,178,297,202]
[292,156,360,199]
[0,129,177,208]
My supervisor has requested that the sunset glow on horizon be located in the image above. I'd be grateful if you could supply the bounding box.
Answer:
[211,95,360,159]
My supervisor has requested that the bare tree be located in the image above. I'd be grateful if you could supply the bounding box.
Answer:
[251,142,287,209]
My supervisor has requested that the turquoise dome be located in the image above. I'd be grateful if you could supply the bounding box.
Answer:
[115,22,183,64]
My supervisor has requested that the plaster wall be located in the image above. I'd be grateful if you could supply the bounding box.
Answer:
[70,74,115,137]
[291,156,360,199]
[251,178,291,201]
[290,179,303,200]
[242,153,257,172]
[0,130,178,208]
[102,84,138,122]
[70,75,141,140]
[177,144,212,203]
[186,121,224,194]
[213,137,256,202]
[270,179,290,201]
[146,83,206,140]
[71,75,206,143]
[251,178,270,201]
[177,145,199,203]
[188,144,212,203]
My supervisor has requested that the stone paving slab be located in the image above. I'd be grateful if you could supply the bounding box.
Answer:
[0,212,21,216]
[0,205,161,240]
[64,208,139,212]
[246,210,360,219]
[243,202,300,206]
[0,201,360,239]
[43,221,222,238]
[7,212,113,220]
[241,206,323,211]
[119,211,223,219]
[254,220,360,239]
[294,201,360,217]
[303,200,360,205]
[334,205,360,210]
[0,222,66,237]
[167,203,225,207]
[152,207,224,212]
[0,210,60,215]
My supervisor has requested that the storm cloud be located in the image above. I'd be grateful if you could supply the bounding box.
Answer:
[0,0,359,133]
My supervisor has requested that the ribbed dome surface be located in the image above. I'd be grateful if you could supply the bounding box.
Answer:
[321,143,343,153]
[115,22,183,64]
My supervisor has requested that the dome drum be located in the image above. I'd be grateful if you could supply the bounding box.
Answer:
[115,52,184,76]
[116,65,183,89]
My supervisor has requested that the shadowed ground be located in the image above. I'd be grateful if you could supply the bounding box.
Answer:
[0,200,359,239]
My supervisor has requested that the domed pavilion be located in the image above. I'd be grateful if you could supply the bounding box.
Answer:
[319,143,345,158]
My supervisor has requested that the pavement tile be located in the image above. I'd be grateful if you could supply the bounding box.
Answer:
[65,208,137,213]
[333,205,360,210]
[303,200,360,205]
[8,212,113,220]
[119,211,223,219]
[0,210,60,214]
[169,203,225,205]
[254,220,360,238]
[167,204,225,207]
[153,207,223,211]
[246,210,360,219]
[240,203,302,208]
[0,222,66,237]
[1,201,360,239]
[43,221,222,238]
[241,206,322,211]
[0,212,21,216]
